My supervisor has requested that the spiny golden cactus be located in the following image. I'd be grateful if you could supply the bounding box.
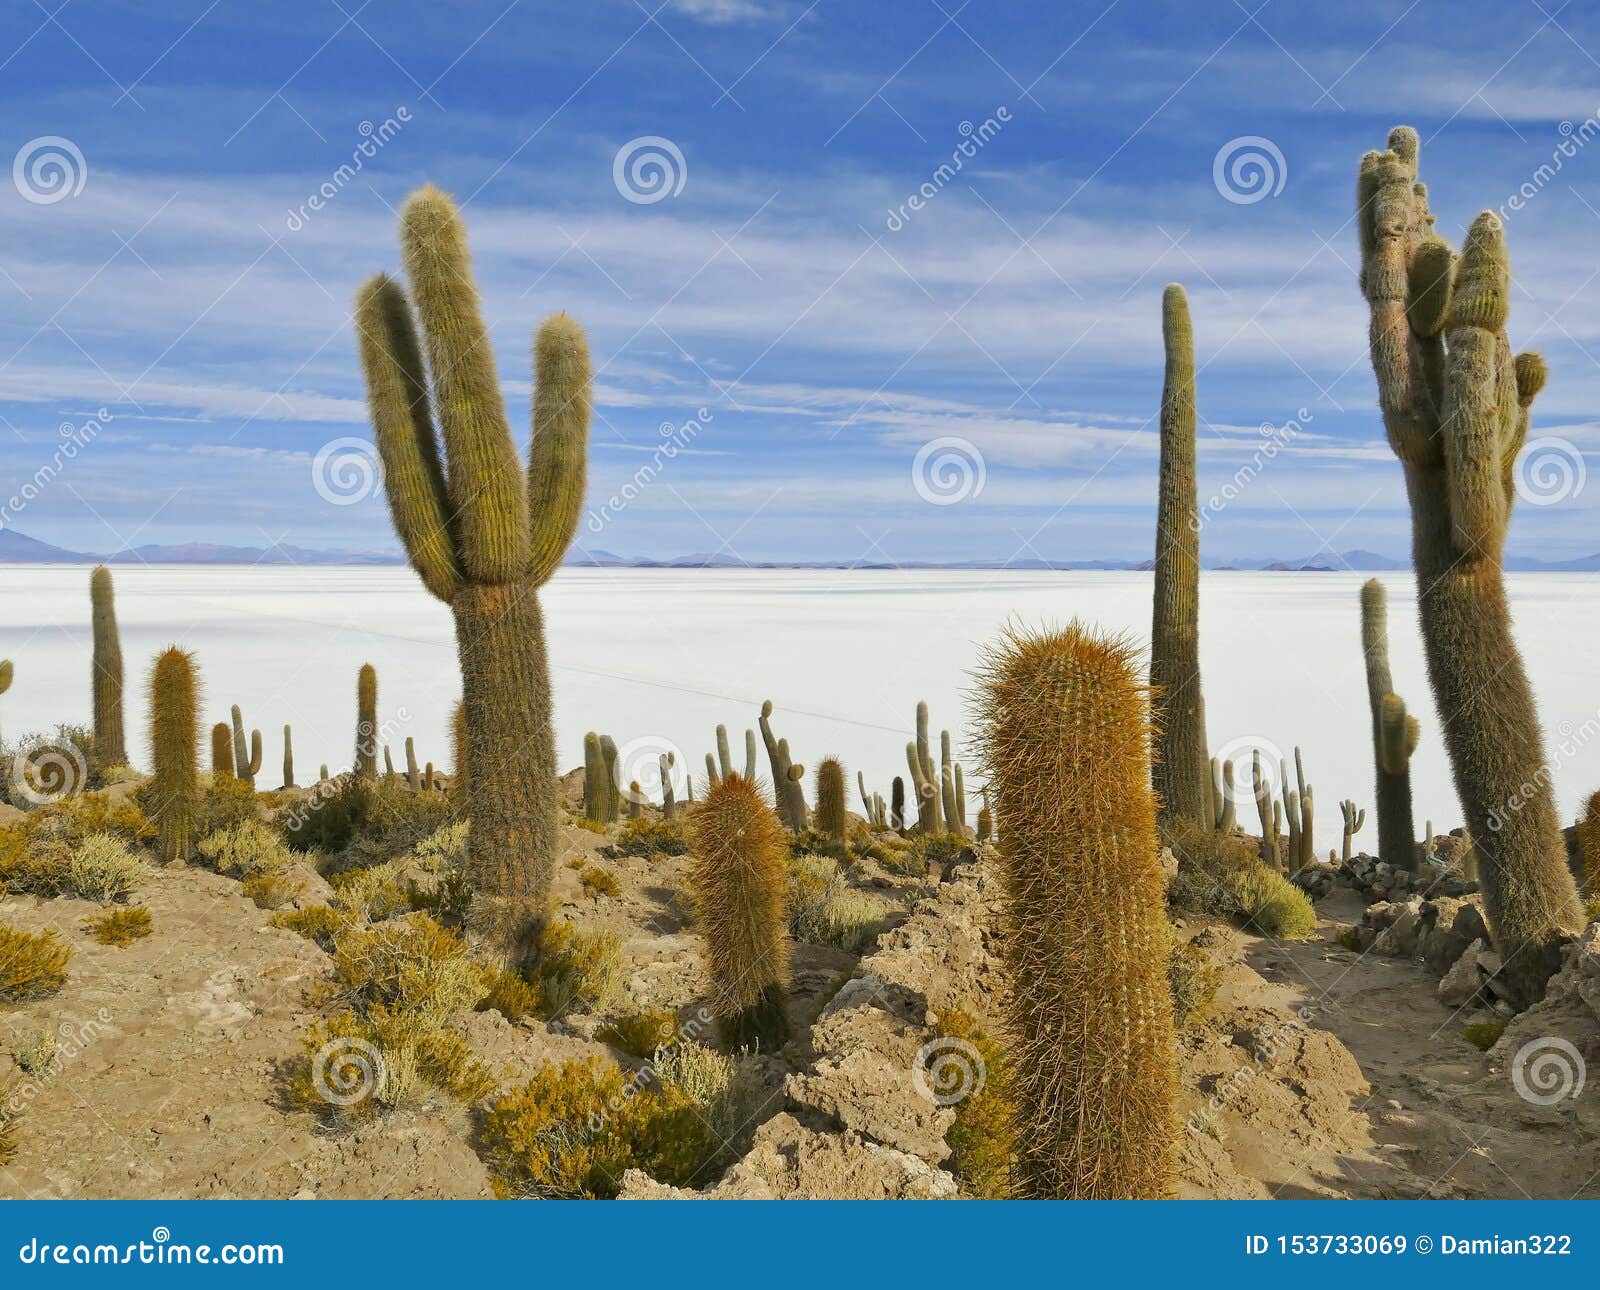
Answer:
[1578,791,1600,896]
[1356,126,1583,1004]
[1151,284,1209,830]
[974,623,1178,1199]
[356,184,590,962]
[815,756,847,841]
[210,722,233,778]
[149,647,199,863]
[90,565,126,768]
[688,773,790,1049]
[355,663,378,781]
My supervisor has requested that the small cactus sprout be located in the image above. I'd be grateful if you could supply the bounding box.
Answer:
[90,565,127,768]
[1340,799,1366,864]
[406,736,420,792]
[230,705,261,788]
[660,751,677,820]
[816,756,847,841]
[149,647,200,863]
[689,773,790,1050]
[355,663,378,781]
[211,722,234,778]
[628,782,643,820]
[282,724,295,789]
[890,776,905,833]
[975,623,1178,1198]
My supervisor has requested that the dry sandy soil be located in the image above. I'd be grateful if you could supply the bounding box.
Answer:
[1,779,1595,1200]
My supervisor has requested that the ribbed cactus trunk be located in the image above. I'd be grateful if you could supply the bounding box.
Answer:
[405,737,420,792]
[816,756,846,841]
[149,648,199,863]
[1357,127,1583,1005]
[451,700,468,801]
[1360,579,1417,872]
[230,705,260,789]
[355,663,378,781]
[890,776,905,833]
[211,723,233,778]
[1150,285,1208,830]
[282,724,295,788]
[89,566,126,768]
[355,184,589,963]
[976,624,1177,1198]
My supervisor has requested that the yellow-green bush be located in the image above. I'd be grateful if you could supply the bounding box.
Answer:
[650,1039,769,1161]
[786,854,888,951]
[579,865,620,901]
[0,924,70,1001]
[476,1056,717,1198]
[197,818,293,878]
[1168,939,1219,1025]
[86,905,152,947]
[933,1010,1016,1199]
[327,861,412,923]
[606,817,687,857]
[330,913,485,1023]
[68,833,146,902]
[242,869,304,910]
[412,820,469,873]
[271,904,350,952]
[477,967,541,1022]
[24,792,153,846]
[1167,819,1317,940]
[195,774,260,836]
[597,1010,680,1058]
[1228,866,1317,940]
[534,919,624,1017]
[0,828,68,896]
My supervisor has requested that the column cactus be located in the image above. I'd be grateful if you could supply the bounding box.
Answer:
[890,776,905,834]
[282,724,295,789]
[954,762,968,834]
[1252,750,1278,870]
[975,623,1177,1198]
[1150,284,1209,830]
[778,739,806,828]
[1360,579,1419,873]
[211,722,233,778]
[915,701,942,833]
[660,751,677,820]
[688,773,790,1049]
[816,756,846,841]
[940,730,959,830]
[383,745,396,784]
[149,648,199,863]
[357,183,590,961]
[404,736,420,792]
[1356,127,1583,1003]
[583,732,604,821]
[354,663,378,781]
[1340,800,1365,864]
[599,735,621,823]
[89,565,127,769]
[230,705,261,789]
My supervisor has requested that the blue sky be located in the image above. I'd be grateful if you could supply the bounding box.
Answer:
[1,0,1597,563]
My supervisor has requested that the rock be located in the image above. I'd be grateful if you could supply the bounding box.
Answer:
[1439,940,1487,1007]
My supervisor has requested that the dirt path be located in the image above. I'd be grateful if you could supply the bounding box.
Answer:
[1244,888,1600,1200]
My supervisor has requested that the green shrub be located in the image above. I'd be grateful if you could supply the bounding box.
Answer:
[1463,1017,1508,1050]
[24,792,153,846]
[1228,866,1318,940]
[284,777,452,860]
[242,869,304,910]
[195,775,260,835]
[1167,939,1218,1026]
[534,919,624,1017]
[271,905,349,952]
[476,1056,718,1198]
[68,832,146,902]
[786,854,889,951]
[0,924,70,1000]
[86,905,152,947]
[597,1010,680,1058]
[579,865,621,901]
[327,861,413,923]
[933,1010,1016,1199]
[330,913,486,1023]
[412,820,469,872]
[1167,819,1318,939]
[650,1039,769,1161]
[198,818,294,878]
[606,817,687,857]
[13,1030,56,1074]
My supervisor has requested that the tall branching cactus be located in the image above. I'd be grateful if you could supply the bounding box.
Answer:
[689,773,790,1049]
[1360,579,1420,872]
[149,648,199,863]
[1340,800,1365,863]
[1356,127,1583,1003]
[356,184,590,961]
[90,566,127,768]
[1150,285,1209,829]
[355,663,378,781]
[231,705,261,789]
[975,624,1177,1198]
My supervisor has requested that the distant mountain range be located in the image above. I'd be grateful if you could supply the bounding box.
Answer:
[1,528,1598,572]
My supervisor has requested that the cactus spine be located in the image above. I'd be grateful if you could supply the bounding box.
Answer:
[1360,579,1419,873]
[1149,285,1209,829]
[355,663,378,781]
[89,565,126,768]
[211,722,233,778]
[1356,126,1583,1004]
[356,184,590,960]
[1340,800,1366,863]
[149,648,199,863]
[976,623,1177,1198]
[688,773,790,1049]
[816,756,847,841]
[282,724,295,789]
[230,705,261,788]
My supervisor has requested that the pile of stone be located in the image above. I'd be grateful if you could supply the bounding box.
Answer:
[1342,891,1514,1013]
[1337,852,1477,902]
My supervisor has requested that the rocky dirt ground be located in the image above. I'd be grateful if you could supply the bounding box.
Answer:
[2,778,1596,1200]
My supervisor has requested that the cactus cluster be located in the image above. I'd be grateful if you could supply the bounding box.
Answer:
[356,182,590,961]
[1209,757,1237,833]
[1279,747,1313,873]
[758,701,807,831]
[904,701,971,836]
[975,623,1177,1198]
[583,732,622,823]
[1356,126,1583,1004]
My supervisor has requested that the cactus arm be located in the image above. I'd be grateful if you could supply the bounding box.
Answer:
[355,274,461,603]
[398,185,529,583]
[526,314,591,587]
[743,729,757,781]
[757,700,793,828]
[715,724,733,780]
